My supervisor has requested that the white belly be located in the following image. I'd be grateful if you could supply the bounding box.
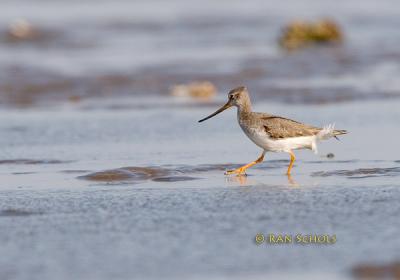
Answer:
[240,126,315,152]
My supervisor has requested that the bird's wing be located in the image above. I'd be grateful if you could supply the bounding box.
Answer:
[259,114,321,139]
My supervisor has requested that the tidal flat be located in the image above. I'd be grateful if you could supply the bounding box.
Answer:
[1,99,400,280]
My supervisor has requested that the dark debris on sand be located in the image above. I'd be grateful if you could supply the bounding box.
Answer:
[312,167,400,179]
[352,261,400,279]
[78,164,248,184]
[0,159,70,165]
[0,209,43,217]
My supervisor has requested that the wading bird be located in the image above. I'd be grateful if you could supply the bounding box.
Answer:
[198,86,347,176]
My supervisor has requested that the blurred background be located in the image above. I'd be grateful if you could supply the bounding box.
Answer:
[1,0,400,107]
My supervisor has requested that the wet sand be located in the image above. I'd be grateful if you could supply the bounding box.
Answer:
[1,99,400,280]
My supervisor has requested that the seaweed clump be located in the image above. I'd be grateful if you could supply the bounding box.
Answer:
[5,19,40,42]
[170,81,217,100]
[279,19,343,51]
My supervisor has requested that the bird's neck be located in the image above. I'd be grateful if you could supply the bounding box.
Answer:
[237,102,252,115]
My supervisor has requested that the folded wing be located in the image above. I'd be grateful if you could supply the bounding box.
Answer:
[261,115,322,139]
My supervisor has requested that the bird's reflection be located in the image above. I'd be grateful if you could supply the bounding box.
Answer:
[225,173,301,187]
[225,174,251,186]
[287,174,300,187]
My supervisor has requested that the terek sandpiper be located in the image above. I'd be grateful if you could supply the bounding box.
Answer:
[198,86,347,176]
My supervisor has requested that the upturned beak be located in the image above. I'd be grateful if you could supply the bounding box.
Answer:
[198,100,232,123]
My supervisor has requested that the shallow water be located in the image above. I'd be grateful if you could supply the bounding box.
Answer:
[1,98,400,280]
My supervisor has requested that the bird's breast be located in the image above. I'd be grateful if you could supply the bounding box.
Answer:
[238,122,271,149]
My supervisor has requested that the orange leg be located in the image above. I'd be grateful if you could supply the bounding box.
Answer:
[286,151,296,175]
[225,151,266,175]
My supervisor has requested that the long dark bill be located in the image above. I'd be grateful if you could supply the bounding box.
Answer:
[198,101,232,123]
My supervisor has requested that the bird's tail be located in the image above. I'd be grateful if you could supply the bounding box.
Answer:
[311,124,347,153]
[333,129,347,137]
[316,124,347,141]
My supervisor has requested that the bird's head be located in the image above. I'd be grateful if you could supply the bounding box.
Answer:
[198,86,251,123]
[227,86,251,108]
